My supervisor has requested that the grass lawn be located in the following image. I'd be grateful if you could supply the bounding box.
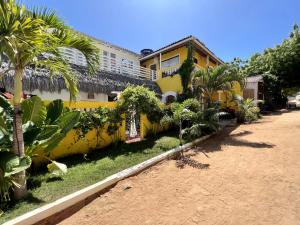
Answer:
[0,131,180,224]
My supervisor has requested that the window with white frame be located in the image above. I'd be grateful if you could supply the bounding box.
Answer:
[161,55,179,68]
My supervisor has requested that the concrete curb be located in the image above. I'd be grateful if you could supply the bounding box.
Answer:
[4,134,214,225]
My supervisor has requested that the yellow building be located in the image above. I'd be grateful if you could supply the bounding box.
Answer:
[140,35,240,105]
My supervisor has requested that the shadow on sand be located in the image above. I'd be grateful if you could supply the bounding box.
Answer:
[175,126,276,168]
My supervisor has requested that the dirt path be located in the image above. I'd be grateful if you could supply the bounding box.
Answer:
[60,111,300,225]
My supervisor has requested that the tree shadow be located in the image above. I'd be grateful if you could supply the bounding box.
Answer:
[46,177,64,183]
[174,154,210,170]
[193,127,275,153]
[230,130,253,137]
[224,138,275,149]
[2,193,45,212]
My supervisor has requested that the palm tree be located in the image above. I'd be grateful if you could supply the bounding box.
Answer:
[0,0,99,199]
[192,64,243,107]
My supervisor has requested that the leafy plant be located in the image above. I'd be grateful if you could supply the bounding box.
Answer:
[74,107,109,147]
[238,24,300,108]
[0,151,31,202]
[234,95,260,123]
[117,86,163,123]
[192,64,241,107]
[161,99,220,145]
[179,41,194,96]
[0,0,99,199]
[0,96,80,201]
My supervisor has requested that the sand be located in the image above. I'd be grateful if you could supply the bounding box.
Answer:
[59,110,300,225]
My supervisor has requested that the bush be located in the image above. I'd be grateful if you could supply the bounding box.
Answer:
[235,96,260,123]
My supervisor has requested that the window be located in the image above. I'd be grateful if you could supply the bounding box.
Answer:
[193,57,198,64]
[88,92,95,99]
[110,53,117,72]
[161,55,179,68]
[150,64,157,71]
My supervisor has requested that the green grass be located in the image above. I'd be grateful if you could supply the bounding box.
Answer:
[0,131,180,224]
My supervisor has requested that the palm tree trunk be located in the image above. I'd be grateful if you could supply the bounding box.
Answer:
[12,68,27,200]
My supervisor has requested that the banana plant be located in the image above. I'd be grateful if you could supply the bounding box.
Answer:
[0,96,80,175]
[0,151,31,201]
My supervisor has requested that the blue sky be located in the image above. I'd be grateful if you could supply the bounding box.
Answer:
[23,0,299,62]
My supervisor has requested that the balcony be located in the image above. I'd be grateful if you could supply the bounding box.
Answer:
[99,55,157,81]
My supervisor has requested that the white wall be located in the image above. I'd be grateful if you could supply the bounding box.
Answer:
[24,89,108,102]
[245,82,258,102]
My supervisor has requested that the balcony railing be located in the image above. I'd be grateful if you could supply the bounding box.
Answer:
[99,55,157,81]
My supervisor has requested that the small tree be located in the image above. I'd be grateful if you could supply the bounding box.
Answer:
[160,98,220,156]
[117,85,163,123]
[0,0,99,199]
[192,65,241,107]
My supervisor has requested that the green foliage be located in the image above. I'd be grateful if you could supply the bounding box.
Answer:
[179,41,194,96]
[0,131,180,223]
[47,160,67,176]
[0,96,80,157]
[74,107,110,146]
[243,25,300,88]
[0,0,100,100]
[238,24,300,107]
[107,107,124,144]
[46,100,64,124]
[0,152,31,202]
[117,85,163,123]
[21,96,46,126]
[0,96,80,201]
[160,98,220,142]
[192,64,240,106]
[234,95,260,123]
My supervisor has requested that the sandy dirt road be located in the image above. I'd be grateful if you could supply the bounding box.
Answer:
[60,111,300,225]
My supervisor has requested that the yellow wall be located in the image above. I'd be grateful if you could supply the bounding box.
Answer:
[140,114,167,138]
[141,45,242,109]
[211,82,243,109]
[49,122,126,160]
[33,101,170,164]
[141,46,188,94]
[62,101,117,109]
[193,50,207,68]
[33,101,125,164]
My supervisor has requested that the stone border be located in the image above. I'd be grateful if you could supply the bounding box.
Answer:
[4,134,215,225]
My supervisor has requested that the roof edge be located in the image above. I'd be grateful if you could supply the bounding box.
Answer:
[139,35,223,64]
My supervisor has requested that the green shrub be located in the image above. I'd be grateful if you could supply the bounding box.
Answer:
[234,96,260,123]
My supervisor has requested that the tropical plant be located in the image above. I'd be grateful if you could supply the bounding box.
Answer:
[234,95,260,123]
[0,96,80,200]
[239,24,300,107]
[0,151,31,202]
[178,41,194,97]
[0,0,99,199]
[74,107,109,147]
[107,107,124,144]
[192,64,241,106]
[117,85,163,123]
[0,96,80,158]
[160,99,220,148]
